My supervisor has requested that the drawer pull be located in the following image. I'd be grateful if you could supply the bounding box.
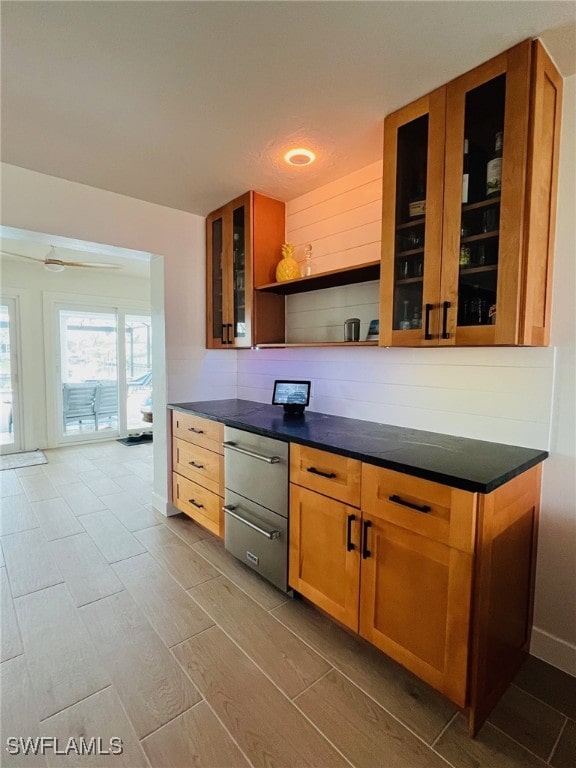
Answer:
[223,504,280,540]
[389,494,431,513]
[189,461,205,469]
[362,520,372,559]
[188,427,205,434]
[307,467,336,479]
[346,514,356,552]
[188,498,204,509]
[223,441,281,464]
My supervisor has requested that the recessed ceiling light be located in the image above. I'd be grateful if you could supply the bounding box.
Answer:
[284,148,316,166]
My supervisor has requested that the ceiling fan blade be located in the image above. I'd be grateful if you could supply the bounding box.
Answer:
[0,250,43,263]
[48,259,122,269]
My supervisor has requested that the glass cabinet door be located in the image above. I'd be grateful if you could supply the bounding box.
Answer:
[207,213,227,347]
[380,90,445,346]
[442,42,532,345]
[230,204,249,345]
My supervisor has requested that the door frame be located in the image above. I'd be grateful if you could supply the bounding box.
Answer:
[0,293,24,454]
[43,292,150,446]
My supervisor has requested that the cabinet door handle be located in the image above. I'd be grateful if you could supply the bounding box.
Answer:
[346,514,356,552]
[441,301,451,339]
[223,505,281,540]
[188,498,204,509]
[306,467,336,479]
[227,323,233,345]
[188,427,205,434]
[221,323,226,344]
[362,520,372,559]
[188,461,205,469]
[389,494,431,513]
[424,303,433,341]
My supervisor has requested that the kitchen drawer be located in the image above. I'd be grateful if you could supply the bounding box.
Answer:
[173,438,223,496]
[290,444,361,507]
[361,464,476,553]
[172,411,223,454]
[172,472,222,537]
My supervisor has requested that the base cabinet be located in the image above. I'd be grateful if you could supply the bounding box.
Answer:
[289,484,360,631]
[288,444,542,735]
[171,412,224,537]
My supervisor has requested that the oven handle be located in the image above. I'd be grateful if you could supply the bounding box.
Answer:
[222,441,281,464]
[222,505,281,540]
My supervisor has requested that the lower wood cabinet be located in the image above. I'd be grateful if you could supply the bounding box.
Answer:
[289,447,543,735]
[171,412,224,537]
[359,514,473,706]
[289,484,360,631]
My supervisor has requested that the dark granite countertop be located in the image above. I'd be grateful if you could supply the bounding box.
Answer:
[168,399,548,494]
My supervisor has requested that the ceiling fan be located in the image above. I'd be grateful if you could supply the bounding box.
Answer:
[1,246,122,272]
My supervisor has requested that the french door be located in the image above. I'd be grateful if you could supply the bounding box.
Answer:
[56,305,152,444]
[0,297,23,454]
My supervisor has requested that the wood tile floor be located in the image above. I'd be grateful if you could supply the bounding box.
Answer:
[1,441,575,768]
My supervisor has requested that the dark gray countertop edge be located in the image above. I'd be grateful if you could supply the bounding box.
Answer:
[168,402,548,494]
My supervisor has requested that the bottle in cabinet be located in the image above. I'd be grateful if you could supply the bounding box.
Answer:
[486,131,503,198]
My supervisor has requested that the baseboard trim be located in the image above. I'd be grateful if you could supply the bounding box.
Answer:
[530,626,576,677]
[152,492,178,517]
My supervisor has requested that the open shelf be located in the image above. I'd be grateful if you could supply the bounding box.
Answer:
[461,230,499,244]
[396,217,426,230]
[462,196,501,213]
[255,260,380,295]
[256,341,379,349]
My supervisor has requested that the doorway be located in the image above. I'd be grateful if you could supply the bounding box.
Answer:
[57,305,152,443]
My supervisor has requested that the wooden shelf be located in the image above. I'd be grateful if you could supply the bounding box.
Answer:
[255,260,380,295]
[462,196,501,212]
[396,217,426,230]
[459,264,498,275]
[256,341,379,348]
[396,276,423,285]
[461,230,499,244]
[396,247,424,258]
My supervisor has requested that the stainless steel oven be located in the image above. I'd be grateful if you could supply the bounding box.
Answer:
[223,426,289,592]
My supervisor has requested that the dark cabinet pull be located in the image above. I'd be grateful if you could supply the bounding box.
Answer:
[227,323,233,345]
[189,461,205,469]
[306,467,337,479]
[188,427,205,434]
[221,323,226,344]
[362,520,372,559]
[442,301,451,339]
[424,303,433,340]
[389,494,431,513]
[188,498,204,509]
[346,514,356,552]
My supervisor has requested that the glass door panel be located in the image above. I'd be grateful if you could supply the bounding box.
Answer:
[393,115,428,333]
[211,216,225,343]
[232,205,246,341]
[59,309,118,437]
[0,300,21,453]
[457,74,506,329]
[125,314,152,431]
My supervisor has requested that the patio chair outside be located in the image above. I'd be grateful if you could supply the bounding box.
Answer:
[94,382,118,430]
[62,383,97,429]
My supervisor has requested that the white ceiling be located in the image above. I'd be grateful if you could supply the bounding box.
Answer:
[2,1,575,216]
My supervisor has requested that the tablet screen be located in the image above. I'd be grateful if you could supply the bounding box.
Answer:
[272,380,311,406]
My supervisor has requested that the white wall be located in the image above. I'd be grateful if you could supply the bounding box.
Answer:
[0,163,237,512]
[238,79,576,675]
[531,74,576,675]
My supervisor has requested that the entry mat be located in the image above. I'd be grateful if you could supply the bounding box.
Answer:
[117,433,153,446]
[0,450,47,471]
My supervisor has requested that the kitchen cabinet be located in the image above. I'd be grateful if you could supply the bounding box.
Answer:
[171,411,224,536]
[380,39,562,347]
[289,443,542,734]
[206,191,285,348]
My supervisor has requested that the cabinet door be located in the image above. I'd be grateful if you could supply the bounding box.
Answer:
[228,193,253,348]
[289,485,360,631]
[206,194,253,348]
[359,514,473,706]
[206,206,229,348]
[380,88,446,347]
[441,40,532,345]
